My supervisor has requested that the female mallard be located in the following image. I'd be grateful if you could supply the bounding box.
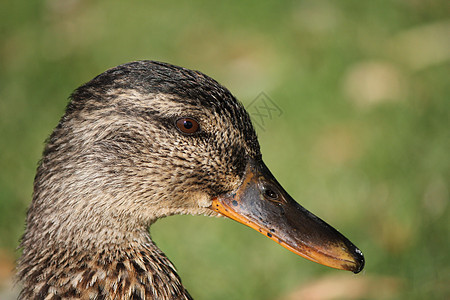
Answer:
[18,61,364,299]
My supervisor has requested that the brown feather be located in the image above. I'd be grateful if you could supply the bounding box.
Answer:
[18,61,260,299]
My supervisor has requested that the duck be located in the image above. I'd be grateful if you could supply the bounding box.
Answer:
[17,60,364,299]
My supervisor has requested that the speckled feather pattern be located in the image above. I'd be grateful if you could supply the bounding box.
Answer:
[18,61,261,299]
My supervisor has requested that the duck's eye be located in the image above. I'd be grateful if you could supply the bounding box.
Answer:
[176,118,200,134]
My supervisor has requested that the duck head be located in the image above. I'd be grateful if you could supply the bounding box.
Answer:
[31,60,363,274]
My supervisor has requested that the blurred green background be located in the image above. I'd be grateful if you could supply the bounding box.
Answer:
[1,1,449,299]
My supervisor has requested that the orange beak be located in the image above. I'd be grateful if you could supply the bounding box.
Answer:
[210,159,364,273]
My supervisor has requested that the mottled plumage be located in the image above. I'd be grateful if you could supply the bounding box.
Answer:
[18,60,364,299]
[18,61,260,299]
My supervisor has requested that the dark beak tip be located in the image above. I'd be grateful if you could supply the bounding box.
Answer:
[351,249,365,274]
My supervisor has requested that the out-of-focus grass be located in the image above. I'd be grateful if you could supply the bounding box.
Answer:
[1,1,448,299]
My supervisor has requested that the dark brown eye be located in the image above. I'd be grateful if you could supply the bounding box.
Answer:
[175,118,200,134]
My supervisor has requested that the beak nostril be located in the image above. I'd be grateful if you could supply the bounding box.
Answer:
[261,183,285,204]
[264,188,279,200]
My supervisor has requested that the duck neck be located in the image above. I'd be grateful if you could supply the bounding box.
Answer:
[18,226,192,299]
[19,137,196,298]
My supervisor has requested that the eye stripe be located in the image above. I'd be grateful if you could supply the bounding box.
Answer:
[176,118,200,134]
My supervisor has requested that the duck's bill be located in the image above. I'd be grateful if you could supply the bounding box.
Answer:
[210,159,364,274]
